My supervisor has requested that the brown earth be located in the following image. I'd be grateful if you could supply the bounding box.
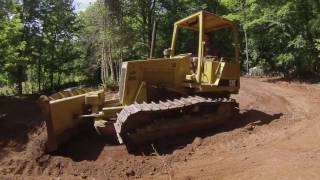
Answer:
[1,77,320,180]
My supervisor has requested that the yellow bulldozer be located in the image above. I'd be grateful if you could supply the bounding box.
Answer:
[40,11,241,152]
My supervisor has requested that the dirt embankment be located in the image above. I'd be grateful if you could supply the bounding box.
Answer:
[1,77,320,179]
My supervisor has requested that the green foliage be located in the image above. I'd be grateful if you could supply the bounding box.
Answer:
[0,0,85,95]
[275,53,295,73]
[103,77,116,88]
[315,39,320,51]
[0,0,26,86]
[219,0,320,78]
[1,0,320,96]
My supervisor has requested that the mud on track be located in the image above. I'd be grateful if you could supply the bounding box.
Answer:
[1,77,320,179]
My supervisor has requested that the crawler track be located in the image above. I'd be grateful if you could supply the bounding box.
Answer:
[114,96,239,144]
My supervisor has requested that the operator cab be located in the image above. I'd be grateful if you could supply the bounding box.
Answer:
[168,11,240,84]
[174,29,235,73]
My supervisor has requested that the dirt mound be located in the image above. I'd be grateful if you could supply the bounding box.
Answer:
[1,78,320,179]
[0,122,47,175]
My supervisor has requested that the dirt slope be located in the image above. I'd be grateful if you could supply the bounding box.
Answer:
[156,78,320,180]
[1,77,320,179]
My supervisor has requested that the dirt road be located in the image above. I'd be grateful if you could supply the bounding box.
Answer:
[1,77,320,179]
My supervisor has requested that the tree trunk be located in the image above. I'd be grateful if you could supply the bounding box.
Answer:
[108,55,115,81]
[240,1,250,75]
[31,66,34,93]
[57,70,61,87]
[148,0,157,53]
[104,44,109,78]
[108,41,115,81]
[244,27,250,74]
[149,20,157,58]
[101,41,110,85]
[50,37,56,90]
[101,44,106,85]
[115,61,118,83]
[37,55,41,92]
[17,65,23,95]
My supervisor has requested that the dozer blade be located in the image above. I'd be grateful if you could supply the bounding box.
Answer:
[114,96,239,145]
[39,88,103,152]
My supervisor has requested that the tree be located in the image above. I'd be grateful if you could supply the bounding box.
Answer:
[80,0,135,85]
[220,0,320,78]
[40,0,82,89]
[0,0,26,94]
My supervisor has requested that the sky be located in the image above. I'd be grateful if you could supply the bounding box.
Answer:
[73,0,96,12]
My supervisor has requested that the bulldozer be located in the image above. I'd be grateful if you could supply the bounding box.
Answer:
[40,11,241,152]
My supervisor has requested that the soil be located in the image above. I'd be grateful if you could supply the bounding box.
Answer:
[1,77,320,180]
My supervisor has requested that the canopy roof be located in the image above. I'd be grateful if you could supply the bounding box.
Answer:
[175,11,235,32]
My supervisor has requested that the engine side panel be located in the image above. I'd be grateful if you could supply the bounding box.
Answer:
[120,55,192,105]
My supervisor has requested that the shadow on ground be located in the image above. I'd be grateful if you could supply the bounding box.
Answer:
[53,109,283,161]
[130,109,283,155]
[52,125,119,161]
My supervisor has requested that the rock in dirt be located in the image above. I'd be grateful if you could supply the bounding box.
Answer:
[246,124,255,131]
[192,137,202,147]
[125,169,135,177]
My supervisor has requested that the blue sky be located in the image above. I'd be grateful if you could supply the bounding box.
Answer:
[73,0,96,12]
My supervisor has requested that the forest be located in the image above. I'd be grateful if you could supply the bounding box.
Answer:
[0,0,320,95]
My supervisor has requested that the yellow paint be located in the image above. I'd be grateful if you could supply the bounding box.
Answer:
[102,106,124,117]
[134,81,147,103]
[45,11,241,151]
